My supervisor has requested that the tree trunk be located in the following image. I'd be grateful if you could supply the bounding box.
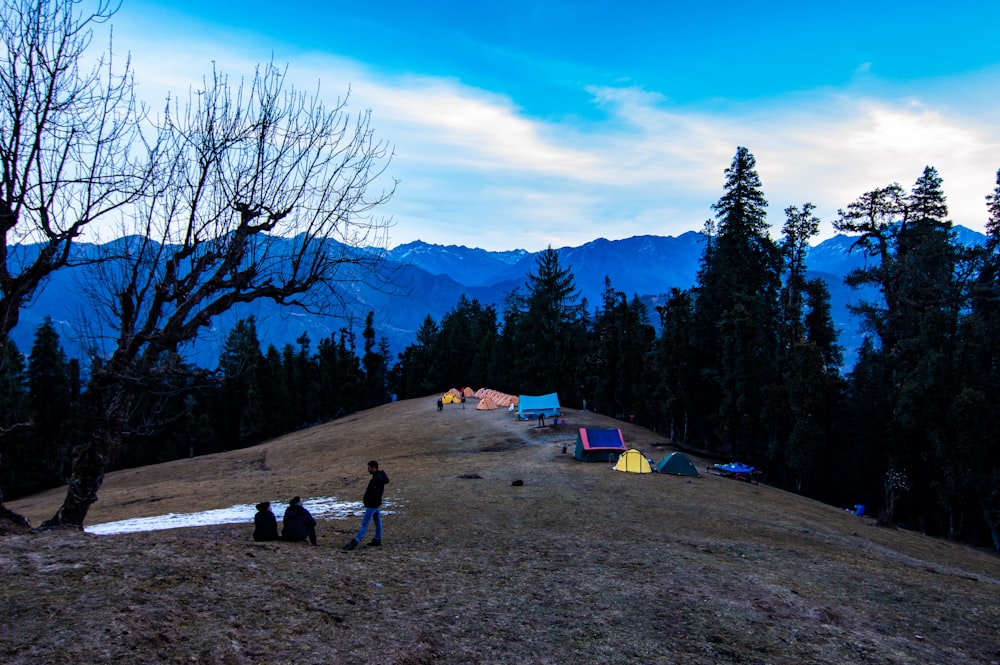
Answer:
[39,442,108,528]
[0,501,32,530]
[40,380,131,529]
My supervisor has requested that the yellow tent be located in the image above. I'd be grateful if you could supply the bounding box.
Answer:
[614,449,652,474]
[442,392,461,404]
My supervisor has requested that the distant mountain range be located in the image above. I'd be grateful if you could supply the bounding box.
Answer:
[10,227,987,370]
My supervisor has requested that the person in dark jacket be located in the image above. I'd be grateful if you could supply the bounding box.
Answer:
[252,501,279,542]
[281,496,317,545]
[343,460,390,550]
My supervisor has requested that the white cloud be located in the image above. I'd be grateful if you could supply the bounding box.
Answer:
[103,11,1000,251]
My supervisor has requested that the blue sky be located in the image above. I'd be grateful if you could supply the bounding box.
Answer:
[108,1,1000,251]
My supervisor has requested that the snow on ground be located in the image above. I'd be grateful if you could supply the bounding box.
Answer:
[85,497,395,536]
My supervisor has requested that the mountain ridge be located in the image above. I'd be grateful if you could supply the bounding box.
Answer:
[10,227,986,369]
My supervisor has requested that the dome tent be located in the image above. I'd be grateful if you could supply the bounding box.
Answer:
[654,452,699,477]
[613,449,652,474]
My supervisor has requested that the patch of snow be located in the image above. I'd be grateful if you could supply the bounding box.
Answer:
[85,496,396,536]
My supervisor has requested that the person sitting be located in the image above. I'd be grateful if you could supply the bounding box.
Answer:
[280,496,317,545]
[252,501,279,542]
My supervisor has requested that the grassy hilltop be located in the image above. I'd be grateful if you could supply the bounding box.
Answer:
[4,397,1000,664]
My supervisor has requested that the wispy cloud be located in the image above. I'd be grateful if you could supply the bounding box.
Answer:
[110,11,1000,251]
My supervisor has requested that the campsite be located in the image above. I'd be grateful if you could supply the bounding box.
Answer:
[4,395,1000,664]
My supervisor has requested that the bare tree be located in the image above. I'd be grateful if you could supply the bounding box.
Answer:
[1,0,147,525]
[0,0,146,334]
[42,61,395,527]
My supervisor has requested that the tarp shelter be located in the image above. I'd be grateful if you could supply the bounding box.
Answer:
[655,452,700,477]
[441,392,461,405]
[614,449,652,474]
[517,393,561,420]
[574,428,627,463]
[476,397,498,410]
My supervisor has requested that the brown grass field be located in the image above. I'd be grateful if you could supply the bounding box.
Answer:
[3,397,1000,664]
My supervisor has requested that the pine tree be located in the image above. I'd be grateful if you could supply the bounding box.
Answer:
[653,288,698,443]
[837,167,969,528]
[692,147,782,460]
[0,338,30,499]
[388,314,448,401]
[951,168,1000,549]
[515,247,588,401]
[774,205,844,494]
[588,277,654,421]
[216,318,265,447]
[780,203,821,346]
[27,318,72,488]
[362,311,390,408]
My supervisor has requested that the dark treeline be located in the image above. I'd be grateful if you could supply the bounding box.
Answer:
[3,147,999,552]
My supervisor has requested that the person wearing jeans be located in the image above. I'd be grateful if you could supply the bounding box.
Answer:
[344,460,390,550]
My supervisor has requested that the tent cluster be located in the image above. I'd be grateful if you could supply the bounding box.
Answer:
[573,428,699,477]
[436,387,519,410]
[473,388,518,408]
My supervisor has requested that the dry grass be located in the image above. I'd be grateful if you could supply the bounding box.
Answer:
[4,398,1000,664]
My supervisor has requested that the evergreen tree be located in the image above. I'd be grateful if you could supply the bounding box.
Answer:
[433,296,500,391]
[331,328,364,415]
[692,147,782,460]
[833,183,908,354]
[260,344,293,434]
[952,168,1000,549]
[513,247,588,402]
[588,277,654,421]
[837,167,969,528]
[780,203,820,347]
[773,204,844,494]
[652,288,698,443]
[0,338,31,499]
[362,311,390,408]
[495,289,527,392]
[391,316,441,399]
[27,318,72,488]
[216,318,265,448]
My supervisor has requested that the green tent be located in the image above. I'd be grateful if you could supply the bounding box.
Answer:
[654,452,700,477]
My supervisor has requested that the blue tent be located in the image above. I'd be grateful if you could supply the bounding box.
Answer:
[517,393,561,420]
[574,428,627,462]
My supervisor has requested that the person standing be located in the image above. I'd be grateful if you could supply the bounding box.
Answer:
[281,496,318,545]
[252,501,279,541]
[343,460,390,550]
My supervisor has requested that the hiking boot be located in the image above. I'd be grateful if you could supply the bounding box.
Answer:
[367,538,382,547]
[343,539,358,551]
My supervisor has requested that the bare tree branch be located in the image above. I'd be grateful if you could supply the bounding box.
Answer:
[44,60,396,528]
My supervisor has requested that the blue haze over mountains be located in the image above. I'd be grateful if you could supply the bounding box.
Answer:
[12,227,987,372]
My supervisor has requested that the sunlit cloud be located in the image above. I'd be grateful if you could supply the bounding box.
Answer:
[104,10,1000,251]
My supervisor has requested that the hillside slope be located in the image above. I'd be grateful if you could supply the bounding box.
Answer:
[4,398,1000,664]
